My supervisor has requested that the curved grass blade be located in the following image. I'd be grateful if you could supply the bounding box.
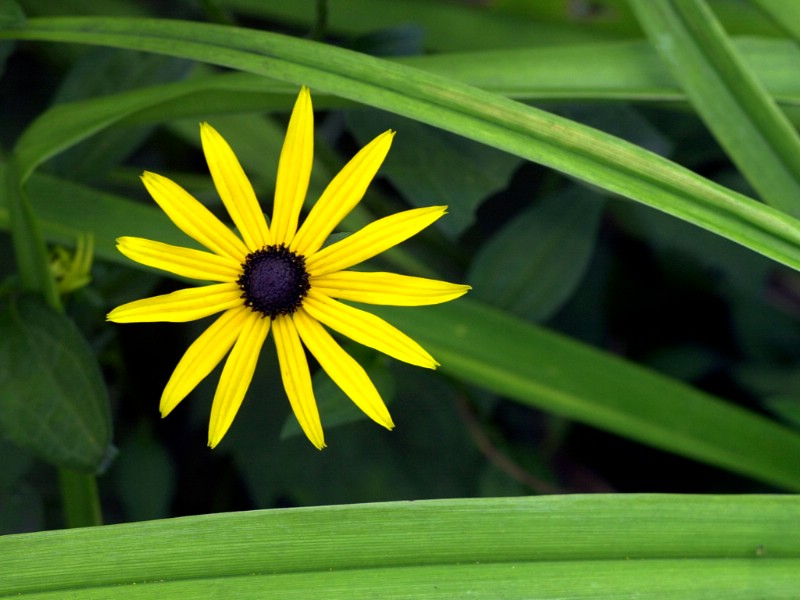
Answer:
[630,0,800,216]
[1,495,798,598]
[373,300,800,492]
[3,18,800,274]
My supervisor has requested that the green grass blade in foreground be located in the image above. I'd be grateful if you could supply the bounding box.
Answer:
[2,495,798,598]
[630,0,800,216]
[374,301,800,491]
[4,19,800,274]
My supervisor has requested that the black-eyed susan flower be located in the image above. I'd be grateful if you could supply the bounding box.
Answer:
[108,87,470,449]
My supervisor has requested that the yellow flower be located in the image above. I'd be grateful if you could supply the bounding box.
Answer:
[107,87,470,449]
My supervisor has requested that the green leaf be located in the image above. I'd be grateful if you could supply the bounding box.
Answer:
[0,294,112,473]
[468,186,605,322]
[402,37,800,106]
[1,495,798,598]
[373,299,800,491]
[3,19,800,278]
[629,0,800,216]
[1,158,60,308]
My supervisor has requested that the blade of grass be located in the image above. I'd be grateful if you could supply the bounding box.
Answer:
[1,158,60,308]
[1,495,798,599]
[630,0,800,216]
[4,19,800,277]
[402,37,800,105]
[374,300,800,491]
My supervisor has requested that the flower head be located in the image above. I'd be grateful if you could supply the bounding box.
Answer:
[108,87,470,449]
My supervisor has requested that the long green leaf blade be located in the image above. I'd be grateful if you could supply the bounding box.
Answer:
[1,495,798,598]
[375,300,800,491]
[630,0,800,216]
[3,18,800,274]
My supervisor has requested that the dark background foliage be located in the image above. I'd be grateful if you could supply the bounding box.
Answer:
[1,0,798,533]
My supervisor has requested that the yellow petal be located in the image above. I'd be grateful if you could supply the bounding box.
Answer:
[291,130,394,256]
[208,312,270,448]
[306,206,446,276]
[294,309,394,430]
[311,271,471,306]
[272,315,326,449]
[107,283,242,323]
[141,171,248,261]
[271,86,313,245]
[201,122,271,249]
[160,306,250,417]
[117,236,242,282]
[303,290,437,369]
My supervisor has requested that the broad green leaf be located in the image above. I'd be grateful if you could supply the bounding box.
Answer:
[3,20,800,279]
[347,110,524,237]
[468,186,605,322]
[0,294,112,473]
[1,495,798,598]
[630,0,800,216]
[373,300,800,491]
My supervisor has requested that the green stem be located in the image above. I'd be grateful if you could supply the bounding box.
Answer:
[58,468,103,528]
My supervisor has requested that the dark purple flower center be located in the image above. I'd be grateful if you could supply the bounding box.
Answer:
[238,244,310,319]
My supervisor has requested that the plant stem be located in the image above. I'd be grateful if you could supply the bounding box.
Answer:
[58,468,103,528]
